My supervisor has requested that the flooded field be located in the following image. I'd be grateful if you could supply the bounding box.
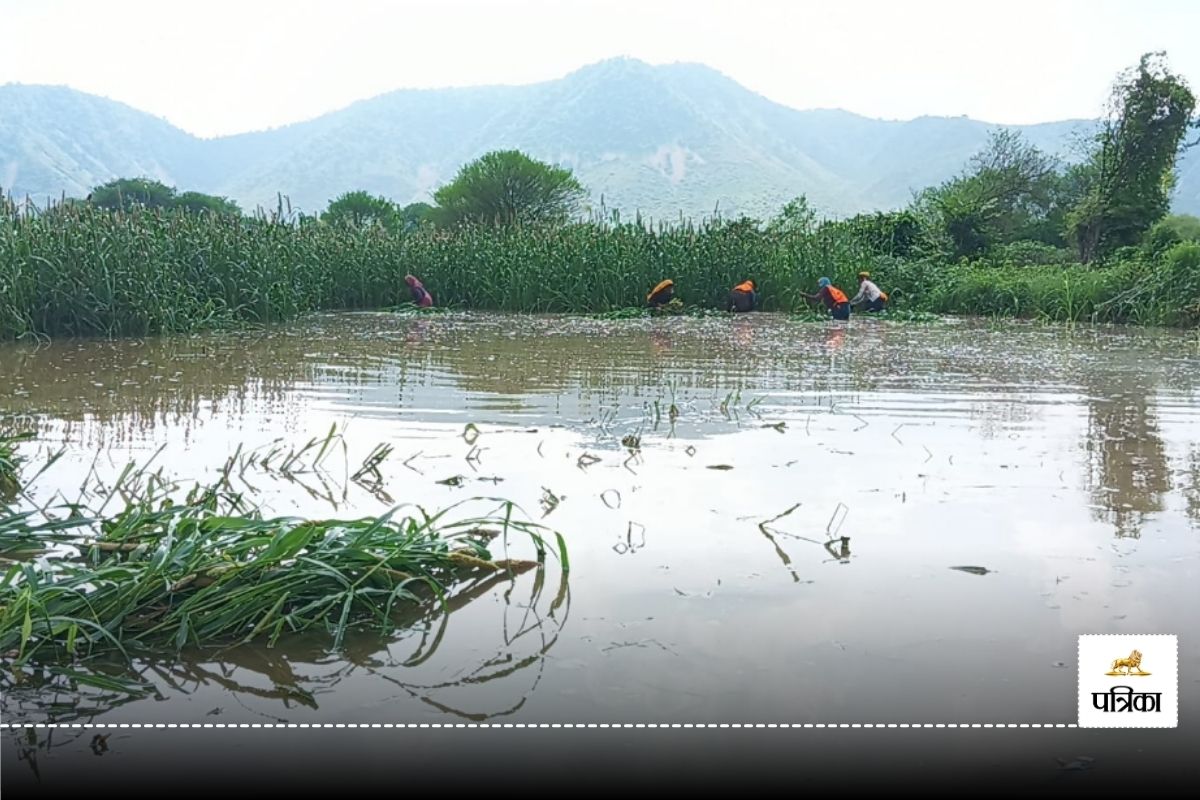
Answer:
[2,311,1198,738]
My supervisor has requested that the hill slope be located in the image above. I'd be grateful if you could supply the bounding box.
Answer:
[2,59,1196,219]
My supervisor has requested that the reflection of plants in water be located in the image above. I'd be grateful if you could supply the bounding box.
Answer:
[4,561,570,769]
[755,502,852,581]
[1186,445,1200,528]
[3,666,153,725]
[539,486,563,517]
[613,522,646,555]
[363,558,570,720]
[1083,386,1170,538]
[9,725,105,782]
[146,562,568,722]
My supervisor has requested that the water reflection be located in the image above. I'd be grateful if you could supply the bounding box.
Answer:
[3,559,569,726]
[1185,444,1200,528]
[3,314,1197,540]
[1083,385,1170,539]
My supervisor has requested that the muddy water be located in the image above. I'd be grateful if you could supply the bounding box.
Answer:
[2,312,1198,728]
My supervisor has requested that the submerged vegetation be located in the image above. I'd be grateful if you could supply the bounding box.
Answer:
[0,429,567,683]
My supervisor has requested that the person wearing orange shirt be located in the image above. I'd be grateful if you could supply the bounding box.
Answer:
[803,277,851,320]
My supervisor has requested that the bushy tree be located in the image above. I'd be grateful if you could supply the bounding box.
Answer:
[89,177,176,210]
[321,191,400,229]
[432,150,586,226]
[1143,214,1200,254]
[766,195,817,235]
[1068,52,1196,262]
[915,130,1061,258]
[89,179,242,217]
[174,191,241,217]
[398,201,434,232]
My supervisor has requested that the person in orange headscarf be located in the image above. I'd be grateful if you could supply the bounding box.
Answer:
[802,277,850,321]
[404,274,434,308]
[647,279,675,309]
[728,280,757,312]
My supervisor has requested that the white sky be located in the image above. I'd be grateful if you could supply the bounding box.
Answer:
[2,0,1198,138]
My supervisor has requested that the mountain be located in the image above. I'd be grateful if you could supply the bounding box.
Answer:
[3,58,1198,219]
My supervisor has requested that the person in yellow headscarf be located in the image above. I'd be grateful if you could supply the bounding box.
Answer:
[728,280,757,312]
[647,279,675,309]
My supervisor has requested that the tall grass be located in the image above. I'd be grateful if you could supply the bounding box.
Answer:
[2,200,1197,339]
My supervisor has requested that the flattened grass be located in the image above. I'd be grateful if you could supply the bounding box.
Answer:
[0,434,567,668]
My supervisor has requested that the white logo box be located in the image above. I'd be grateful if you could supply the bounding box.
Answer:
[1078,634,1178,728]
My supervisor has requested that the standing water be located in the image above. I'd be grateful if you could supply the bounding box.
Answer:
[2,312,1198,736]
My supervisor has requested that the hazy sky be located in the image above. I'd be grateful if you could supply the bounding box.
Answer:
[2,0,1198,138]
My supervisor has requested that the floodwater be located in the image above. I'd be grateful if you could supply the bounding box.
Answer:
[2,312,1199,781]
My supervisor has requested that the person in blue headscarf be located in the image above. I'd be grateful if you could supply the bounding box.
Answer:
[801,277,851,321]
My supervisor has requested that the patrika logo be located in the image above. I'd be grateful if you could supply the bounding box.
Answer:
[1078,635,1177,728]
[1105,649,1150,676]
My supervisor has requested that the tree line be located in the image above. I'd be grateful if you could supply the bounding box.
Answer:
[79,149,586,231]
[907,52,1198,264]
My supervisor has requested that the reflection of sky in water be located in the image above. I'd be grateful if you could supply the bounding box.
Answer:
[1,312,1198,725]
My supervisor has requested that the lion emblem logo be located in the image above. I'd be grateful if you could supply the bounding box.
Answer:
[1105,649,1151,676]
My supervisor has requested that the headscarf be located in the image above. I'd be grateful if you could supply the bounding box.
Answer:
[647,279,674,302]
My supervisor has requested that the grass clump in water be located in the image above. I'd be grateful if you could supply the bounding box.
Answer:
[588,307,650,320]
[0,441,568,669]
[650,298,686,316]
[0,433,26,498]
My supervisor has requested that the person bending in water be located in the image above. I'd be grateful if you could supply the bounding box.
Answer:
[849,271,888,313]
[803,277,851,320]
[728,280,757,312]
[405,274,434,308]
[647,279,676,309]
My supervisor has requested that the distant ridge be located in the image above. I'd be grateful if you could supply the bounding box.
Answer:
[3,59,1197,218]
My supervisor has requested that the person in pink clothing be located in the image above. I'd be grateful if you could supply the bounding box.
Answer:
[404,274,434,308]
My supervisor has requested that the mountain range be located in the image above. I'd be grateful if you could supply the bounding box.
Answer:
[3,57,1198,220]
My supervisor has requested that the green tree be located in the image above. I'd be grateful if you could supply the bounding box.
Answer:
[432,150,586,226]
[89,177,177,210]
[766,195,817,235]
[1143,214,1200,254]
[1068,52,1197,263]
[174,191,241,217]
[322,191,400,229]
[915,130,1059,258]
[398,201,434,232]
